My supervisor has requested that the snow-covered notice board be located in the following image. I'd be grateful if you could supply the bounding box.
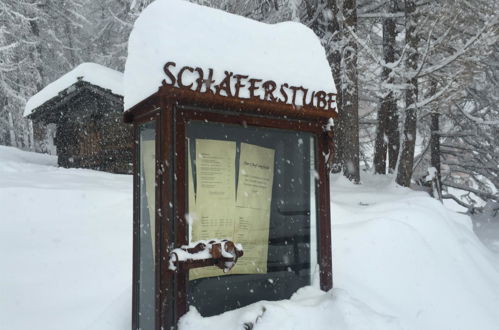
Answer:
[123,0,337,329]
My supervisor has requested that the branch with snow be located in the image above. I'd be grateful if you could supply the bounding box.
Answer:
[454,102,499,126]
[419,15,498,77]
[442,181,498,203]
[405,76,457,110]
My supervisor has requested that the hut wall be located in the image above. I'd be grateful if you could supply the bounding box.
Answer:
[52,89,132,174]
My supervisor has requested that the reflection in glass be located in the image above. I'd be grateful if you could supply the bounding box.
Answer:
[185,120,318,316]
[138,122,155,330]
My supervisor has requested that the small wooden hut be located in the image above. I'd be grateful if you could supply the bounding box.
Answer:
[25,63,132,174]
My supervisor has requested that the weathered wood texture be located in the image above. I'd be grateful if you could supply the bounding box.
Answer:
[28,81,132,174]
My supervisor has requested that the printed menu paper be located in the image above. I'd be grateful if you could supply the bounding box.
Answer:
[188,139,275,280]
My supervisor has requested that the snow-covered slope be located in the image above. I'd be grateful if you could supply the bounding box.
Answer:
[330,175,499,330]
[1,146,498,330]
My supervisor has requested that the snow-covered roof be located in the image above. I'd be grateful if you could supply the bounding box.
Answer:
[24,63,123,117]
[124,0,336,110]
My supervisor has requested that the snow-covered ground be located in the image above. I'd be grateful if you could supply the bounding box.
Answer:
[1,146,498,330]
[0,146,132,330]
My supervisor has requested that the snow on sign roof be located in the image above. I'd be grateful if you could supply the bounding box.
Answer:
[24,63,123,117]
[124,0,336,111]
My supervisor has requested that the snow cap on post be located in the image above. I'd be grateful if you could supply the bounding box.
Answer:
[124,0,336,111]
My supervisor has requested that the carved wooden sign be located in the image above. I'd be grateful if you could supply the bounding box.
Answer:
[162,61,337,111]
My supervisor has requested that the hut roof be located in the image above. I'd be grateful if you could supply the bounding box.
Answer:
[124,0,336,111]
[24,63,123,117]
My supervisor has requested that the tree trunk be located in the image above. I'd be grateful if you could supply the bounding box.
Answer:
[64,20,76,67]
[387,98,400,172]
[385,0,400,173]
[30,16,48,152]
[29,17,44,90]
[374,0,399,174]
[326,0,343,173]
[304,0,319,32]
[396,0,418,187]
[373,105,388,174]
[8,111,17,148]
[429,84,442,200]
[341,0,360,183]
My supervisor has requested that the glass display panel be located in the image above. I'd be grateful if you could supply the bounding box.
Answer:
[185,120,318,316]
[138,122,156,330]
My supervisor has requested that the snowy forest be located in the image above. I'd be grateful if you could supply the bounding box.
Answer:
[1,0,498,213]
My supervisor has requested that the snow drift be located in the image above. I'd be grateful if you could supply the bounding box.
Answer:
[179,175,499,330]
[1,146,498,330]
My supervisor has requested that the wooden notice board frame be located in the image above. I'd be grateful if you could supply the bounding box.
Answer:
[125,84,336,330]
